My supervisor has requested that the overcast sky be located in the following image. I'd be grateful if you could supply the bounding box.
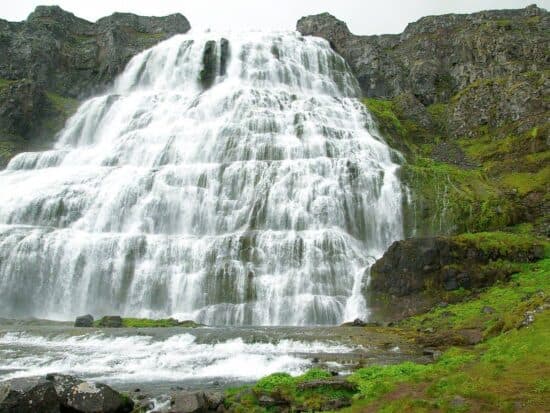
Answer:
[3,1,549,35]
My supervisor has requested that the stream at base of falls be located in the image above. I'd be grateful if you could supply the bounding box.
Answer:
[0,320,427,399]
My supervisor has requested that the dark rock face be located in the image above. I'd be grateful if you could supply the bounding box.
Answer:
[0,5,190,98]
[297,6,549,105]
[0,5,190,167]
[74,314,94,327]
[369,235,544,296]
[0,80,49,137]
[200,40,218,90]
[97,315,123,328]
[0,377,60,413]
[45,374,133,413]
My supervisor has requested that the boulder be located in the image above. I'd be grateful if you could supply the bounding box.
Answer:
[169,390,224,413]
[46,374,133,413]
[97,316,123,328]
[0,377,60,413]
[74,314,94,327]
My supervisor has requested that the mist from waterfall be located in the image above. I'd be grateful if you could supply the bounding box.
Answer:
[0,31,403,325]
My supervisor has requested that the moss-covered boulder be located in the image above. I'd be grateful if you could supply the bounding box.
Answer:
[370,231,546,297]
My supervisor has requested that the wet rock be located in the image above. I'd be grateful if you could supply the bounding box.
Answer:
[0,377,60,413]
[422,347,442,361]
[97,315,123,328]
[45,374,133,413]
[74,314,94,327]
[481,306,496,314]
[340,318,381,327]
[169,390,224,413]
[200,40,218,89]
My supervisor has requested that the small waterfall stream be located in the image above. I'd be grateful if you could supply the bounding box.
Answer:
[0,31,403,325]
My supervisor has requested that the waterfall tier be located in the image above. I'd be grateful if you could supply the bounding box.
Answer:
[0,31,403,325]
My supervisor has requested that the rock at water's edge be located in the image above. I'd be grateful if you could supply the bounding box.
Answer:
[74,314,94,327]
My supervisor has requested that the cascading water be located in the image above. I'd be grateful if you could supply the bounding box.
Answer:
[0,31,403,325]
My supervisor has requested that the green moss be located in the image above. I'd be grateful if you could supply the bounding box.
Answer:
[295,368,333,382]
[454,231,546,255]
[41,92,79,139]
[46,92,79,115]
[500,167,550,195]
[402,157,516,235]
[93,317,201,328]
[225,257,550,412]
[0,78,15,90]
[363,98,406,137]
[401,258,549,334]
[254,372,295,394]
[426,103,448,131]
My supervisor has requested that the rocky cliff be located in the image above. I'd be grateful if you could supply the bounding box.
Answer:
[298,5,549,236]
[0,5,190,167]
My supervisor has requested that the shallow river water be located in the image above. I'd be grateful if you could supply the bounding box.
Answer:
[0,320,426,398]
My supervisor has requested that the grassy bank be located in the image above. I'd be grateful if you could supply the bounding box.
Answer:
[224,256,550,412]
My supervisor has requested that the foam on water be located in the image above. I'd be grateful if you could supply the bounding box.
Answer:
[0,31,403,324]
[0,330,355,383]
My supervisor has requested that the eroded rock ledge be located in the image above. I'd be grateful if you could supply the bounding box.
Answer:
[0,5,190,167]
[0,5,190,98]
[297,5,548,106]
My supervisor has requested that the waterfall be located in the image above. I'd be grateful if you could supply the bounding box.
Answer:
[0,31,403,325]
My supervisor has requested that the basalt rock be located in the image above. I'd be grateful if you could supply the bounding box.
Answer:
[0,5,190,98]
[369,234,544,297]
[297,5,549,105]
[74,314,94,327]
[0,5,190,167]
[45,374,134,413]
[97,315,123,328]
[0,377,60,413]
[169,390,224,413]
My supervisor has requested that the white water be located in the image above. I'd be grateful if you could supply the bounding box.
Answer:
[0,31,403,325]
[0,329,355,384]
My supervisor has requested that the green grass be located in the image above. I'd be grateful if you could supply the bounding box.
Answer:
[94,317,201,328]
[363,98,406,137]
[454,231,546,256]
[225,258,550,412]
[500,167,550,195]
[402,258,549,333]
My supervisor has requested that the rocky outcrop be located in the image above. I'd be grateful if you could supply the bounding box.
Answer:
[96,315,123,328]
[0,377,59,413]
[74,314,94,327]
[0,6,190,167]
[0,374,133,413]
[369,233,545,296]
[0,6,190,98]
[297,5,549,106]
